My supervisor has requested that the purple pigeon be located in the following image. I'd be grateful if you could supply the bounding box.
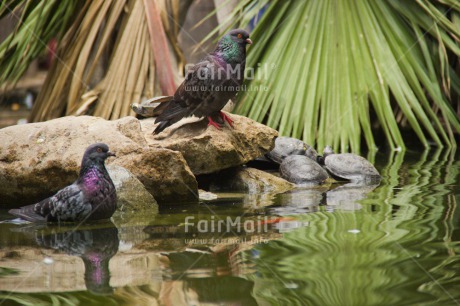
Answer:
[9,143,117,222]
[153,29,252,134]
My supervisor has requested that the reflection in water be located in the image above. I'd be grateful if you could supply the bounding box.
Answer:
[161,250,258,305]
[186,276,257,305]
[246,149,460,305]
[269,182,379,217]
[34,224,119,295]
[0,149,460,305]
[273,188,324,211]
[271,182,379,215]
[326,182,379,211]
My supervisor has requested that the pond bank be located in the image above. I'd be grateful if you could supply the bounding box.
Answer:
[0,115,280,207]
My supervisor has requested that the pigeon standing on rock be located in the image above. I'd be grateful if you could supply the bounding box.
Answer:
[153,29,252,134]
[9,143,117,222]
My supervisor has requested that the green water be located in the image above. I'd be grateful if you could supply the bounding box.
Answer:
[0,149,459,305]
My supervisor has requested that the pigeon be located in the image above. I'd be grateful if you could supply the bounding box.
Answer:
[153,29,252,134]
[9,143,117,222]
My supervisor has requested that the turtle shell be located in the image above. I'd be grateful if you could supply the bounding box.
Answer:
[324,153,380,182]
[266,137,318,164]
[280,155,328,184]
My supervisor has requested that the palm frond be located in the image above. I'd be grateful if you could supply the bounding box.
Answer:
[216,0,460,152]
[23,0,184,122]
[0,0,82,84]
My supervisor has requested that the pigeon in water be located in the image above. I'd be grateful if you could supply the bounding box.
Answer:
[153,29,252,134]
[9,143,117,222]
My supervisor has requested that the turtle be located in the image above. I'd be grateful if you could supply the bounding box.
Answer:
[266,137,318,164]
[319,146,381,183]
[280,155,329,185]
[131,96,173,118]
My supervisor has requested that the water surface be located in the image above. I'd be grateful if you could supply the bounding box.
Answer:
[0,149,459,305]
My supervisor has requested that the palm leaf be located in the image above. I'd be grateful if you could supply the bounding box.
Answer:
[215,0,460,152]
[0,0,82,85]
[0,0,185,122]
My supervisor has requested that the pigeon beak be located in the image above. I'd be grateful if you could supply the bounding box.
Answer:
[246,38,253,45]
[107,151,116,157]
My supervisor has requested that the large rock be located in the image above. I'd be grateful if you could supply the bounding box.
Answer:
[205,167,293,194]
[0,116,197,206]
[0,114,277,207]
[141,113,278,175]
[106,165,158,215]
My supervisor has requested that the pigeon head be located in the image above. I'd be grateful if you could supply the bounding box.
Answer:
[82,143,116,165]
[227,29,252,46]
[214,29,252,63]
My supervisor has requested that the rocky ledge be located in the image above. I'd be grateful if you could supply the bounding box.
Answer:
[0,115,278,207]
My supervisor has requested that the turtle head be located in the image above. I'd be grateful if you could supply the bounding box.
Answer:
[316,155,325,165]
[323,145,334,157]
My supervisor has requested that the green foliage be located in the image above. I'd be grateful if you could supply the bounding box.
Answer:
[247,149,460,305]
[210,0,460,152]
[0,0,82,83]
[0,266,19,277]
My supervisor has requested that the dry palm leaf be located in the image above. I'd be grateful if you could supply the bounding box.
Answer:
[28,0,185,122]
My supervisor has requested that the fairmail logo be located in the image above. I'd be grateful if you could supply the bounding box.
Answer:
[184,216,269,233]
[184,62,276,81]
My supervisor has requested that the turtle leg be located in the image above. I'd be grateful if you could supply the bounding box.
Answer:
[207,116,223,130]
[219,111,234,128]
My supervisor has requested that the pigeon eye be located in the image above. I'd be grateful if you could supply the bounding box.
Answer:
[96,147,103,153]
[237,33,242,39]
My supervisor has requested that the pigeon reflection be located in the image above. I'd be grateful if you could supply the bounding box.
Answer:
[34,223,119,295]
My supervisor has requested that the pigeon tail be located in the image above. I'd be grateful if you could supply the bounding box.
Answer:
[9,205,47,223]
[153,121,171,134]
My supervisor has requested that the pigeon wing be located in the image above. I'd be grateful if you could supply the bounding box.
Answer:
[155,56,216,122]
[8,205,46,222]
[36,184,89,222]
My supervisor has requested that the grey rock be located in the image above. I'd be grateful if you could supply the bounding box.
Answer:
[198,190,219,201]
[106,165,158,216]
